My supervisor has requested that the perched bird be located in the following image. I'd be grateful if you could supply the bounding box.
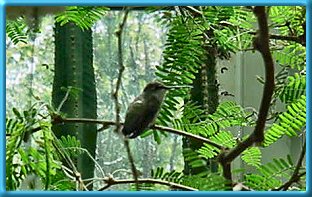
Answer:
[122,81,170,138]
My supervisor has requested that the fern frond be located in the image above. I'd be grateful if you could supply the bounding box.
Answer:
[196,143,220,159]
[149,167,184,190]
[241,147,262,168]
[197,130,236,160]
[155,15,205,126]
[279,73,306,104]
[199,101,253,137]
[210,131,236,148]
[174,101,252,138]
[182,174,229,191]
[151,167,228,191]
[60,135,81,148]
[56,6,109,30]
[173,101,249,160]
[272,43,305,71]
[6,17,28,45]
[264,95,306,146]
[151,167,184,184]
[183,148,207,169]
[6,118,25,190]
[244,156,294,190]
[6,105,64,190]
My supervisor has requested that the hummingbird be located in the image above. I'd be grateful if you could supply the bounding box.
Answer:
[122,81,170,139]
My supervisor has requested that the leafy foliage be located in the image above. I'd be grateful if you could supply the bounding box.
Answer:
[269,7,306,70]
[55,6,109,30]
[151,6,306,190]
[198,131,237,160]
[200,101,254,137]
[241,147,262,168]
[174,101,255,163]
[183,148,207,172]
[6,6,109,45]
[6,106,60,190]
[272,43,306,71]
[155,7,250,128]
[6,105,79,191]
[6,17,28,45]
[269,7,305,37]
[6,117,25,190]
[264,95,306,147]
[244,156,296,190]
[279,73,306,104]
[59,135,83,158]
[152,167,184,183]
[175,101,254,138]
[183,174,229,191]
[151,167,229,191]
[155,15,205,126]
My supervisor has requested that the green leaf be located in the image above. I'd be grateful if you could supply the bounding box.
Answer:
[241,147,262,168]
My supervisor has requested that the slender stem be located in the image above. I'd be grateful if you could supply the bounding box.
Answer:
[248,32,305,45]
[123,138,139,189]
[98,177,198,191]
[113,8,140,191]
[113,7,130,134]
[53,117,224,150]
[151,125,223,149]
[276,142,306,191]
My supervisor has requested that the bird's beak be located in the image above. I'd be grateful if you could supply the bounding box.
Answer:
[163,86,172,90]
[164,85,192,89]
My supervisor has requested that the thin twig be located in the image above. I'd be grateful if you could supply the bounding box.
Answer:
[151,125,223,149]
[52,117,224,150]
[56,87,71,113]
[52,117,115,127]
[248,31,305,46]
[98,177,198,191]
[64,147,106,179]
[42,128,50,190]
[113,8,129,134]
[276,141,306,191]
[123,139,139,188]
[113,7,140,191]
[51,132,88,190]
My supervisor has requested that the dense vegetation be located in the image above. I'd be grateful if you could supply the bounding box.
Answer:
[6,6,306,191]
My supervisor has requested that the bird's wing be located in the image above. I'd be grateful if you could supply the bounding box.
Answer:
[122,97,158,138]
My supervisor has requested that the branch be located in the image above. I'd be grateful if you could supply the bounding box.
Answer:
[123,138,139,190]
[151,125,223,149]
[113,7,140,191]
[113,7,129,134]
[52,117,224,150]
[249,32,305,46]
[276,142,306,191]
[219,6,275,181]
[251,6,275,143]
[98,177,198,191]
[52,117,115,126]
